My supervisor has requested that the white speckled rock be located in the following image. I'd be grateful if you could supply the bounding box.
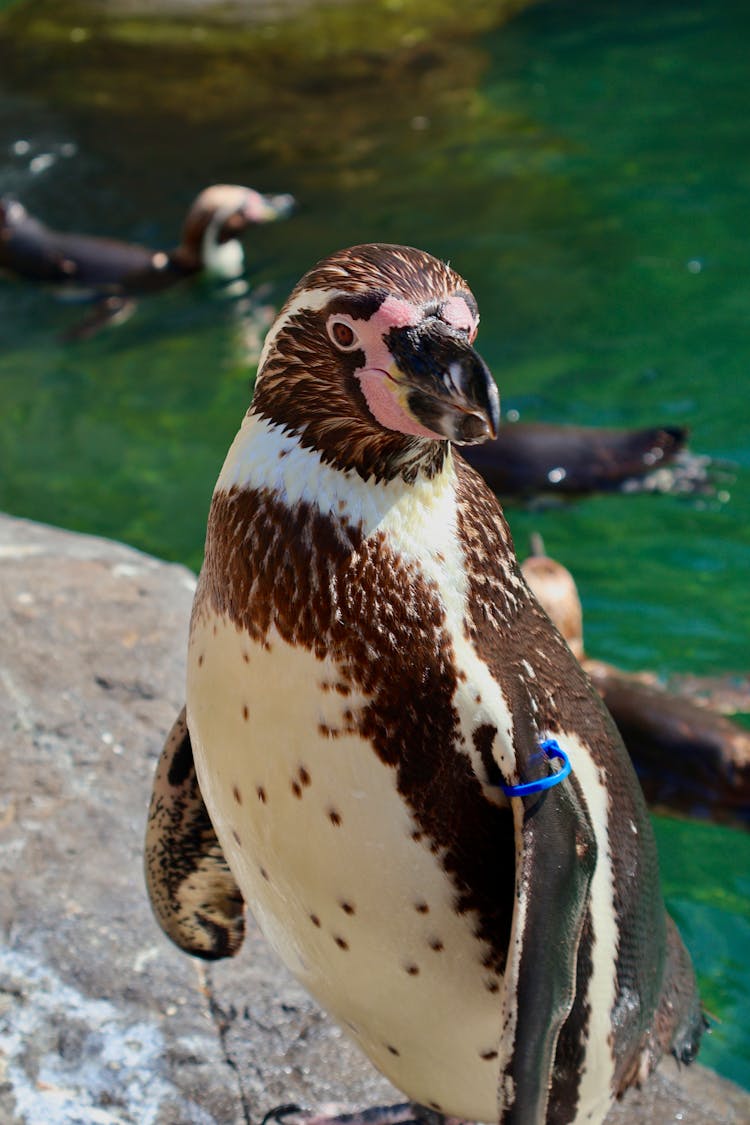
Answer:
[0,512,747,1124]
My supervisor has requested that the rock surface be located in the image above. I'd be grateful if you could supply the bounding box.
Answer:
[0,511,748,1125]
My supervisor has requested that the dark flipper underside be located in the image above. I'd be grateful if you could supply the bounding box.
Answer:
[499,692,598,1124]
[144,706,245,959]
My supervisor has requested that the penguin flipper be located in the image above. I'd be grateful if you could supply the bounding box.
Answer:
[62,295,137,341]
[144,706,245,960]
[497,708,598,1123]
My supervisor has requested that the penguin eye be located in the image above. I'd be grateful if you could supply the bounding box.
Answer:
[327,318,360,351]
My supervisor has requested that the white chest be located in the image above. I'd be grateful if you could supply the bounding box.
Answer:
[201,219,245,278]
[188,614,505,1120]
[186,419,525,1117]
[185,414,619,1122]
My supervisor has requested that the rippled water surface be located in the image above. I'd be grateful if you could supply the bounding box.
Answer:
[1,0,748,1089]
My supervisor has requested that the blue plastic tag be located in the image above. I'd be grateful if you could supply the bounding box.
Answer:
[502,737,572,797]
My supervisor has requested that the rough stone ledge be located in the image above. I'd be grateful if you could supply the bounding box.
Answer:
[0,511,747,1124]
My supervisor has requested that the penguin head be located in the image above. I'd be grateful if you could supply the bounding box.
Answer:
[252,243,500,482]
[179,184,295,278]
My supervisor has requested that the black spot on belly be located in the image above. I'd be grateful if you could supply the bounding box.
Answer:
[328,808,342,826]
[386,1044,400,1056]
[257,786,267,803]
[204,484,516,981]
[232,785,243,805]
[340,901,355,915]
[334,935,349,950]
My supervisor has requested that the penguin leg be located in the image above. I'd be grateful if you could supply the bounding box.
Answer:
[261,1103,468,1125]
[144,706,245,959]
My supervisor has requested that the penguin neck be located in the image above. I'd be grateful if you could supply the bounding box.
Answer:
[171,212,245,279]
[214,409,458,538]
[200,227,245,279]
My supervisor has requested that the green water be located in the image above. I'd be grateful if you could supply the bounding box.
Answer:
[1,0,748,1090]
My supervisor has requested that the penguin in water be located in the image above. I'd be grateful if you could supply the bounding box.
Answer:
[0,184,294,336]
[145,243,704,1125]
[521,535,750,827]
[461,419,698,498]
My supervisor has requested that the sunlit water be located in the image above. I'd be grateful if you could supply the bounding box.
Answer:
[1,0,748,1089]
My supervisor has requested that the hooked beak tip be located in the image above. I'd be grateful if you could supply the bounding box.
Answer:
[243,193,295,225]
[386,319,499,445]
[452,404,499,445]
[261,193,296,222]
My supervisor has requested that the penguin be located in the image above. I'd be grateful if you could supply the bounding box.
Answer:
[462,419,689,497]
[521,537,750,827]
[0,184,294,336]
[145,243,704,1125]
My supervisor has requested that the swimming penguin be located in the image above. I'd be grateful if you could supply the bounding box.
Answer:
[462,419,689,497]
[145,243,704,1125]
[0,184,294,335]
[521,536,750,827]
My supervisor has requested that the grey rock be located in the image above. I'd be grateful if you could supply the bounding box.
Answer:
[0,511,747,1124]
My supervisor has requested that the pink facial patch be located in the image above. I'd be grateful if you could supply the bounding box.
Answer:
[377,295,419,329]
[442,294,476,336]
[358,369,444,440]
[243,190,265,221]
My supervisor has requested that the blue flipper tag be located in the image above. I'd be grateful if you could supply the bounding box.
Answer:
[501,737,572,798]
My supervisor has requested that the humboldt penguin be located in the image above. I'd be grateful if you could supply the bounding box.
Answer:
[521,537,750,827]
[0,184,294,335]
[462,420,689,497]
[145,243,704,1125]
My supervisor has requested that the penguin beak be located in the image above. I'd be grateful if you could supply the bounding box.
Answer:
[244,191,296,225]
[385,319,500,444]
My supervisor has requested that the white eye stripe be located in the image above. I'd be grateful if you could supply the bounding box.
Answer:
[257,287,345,374]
